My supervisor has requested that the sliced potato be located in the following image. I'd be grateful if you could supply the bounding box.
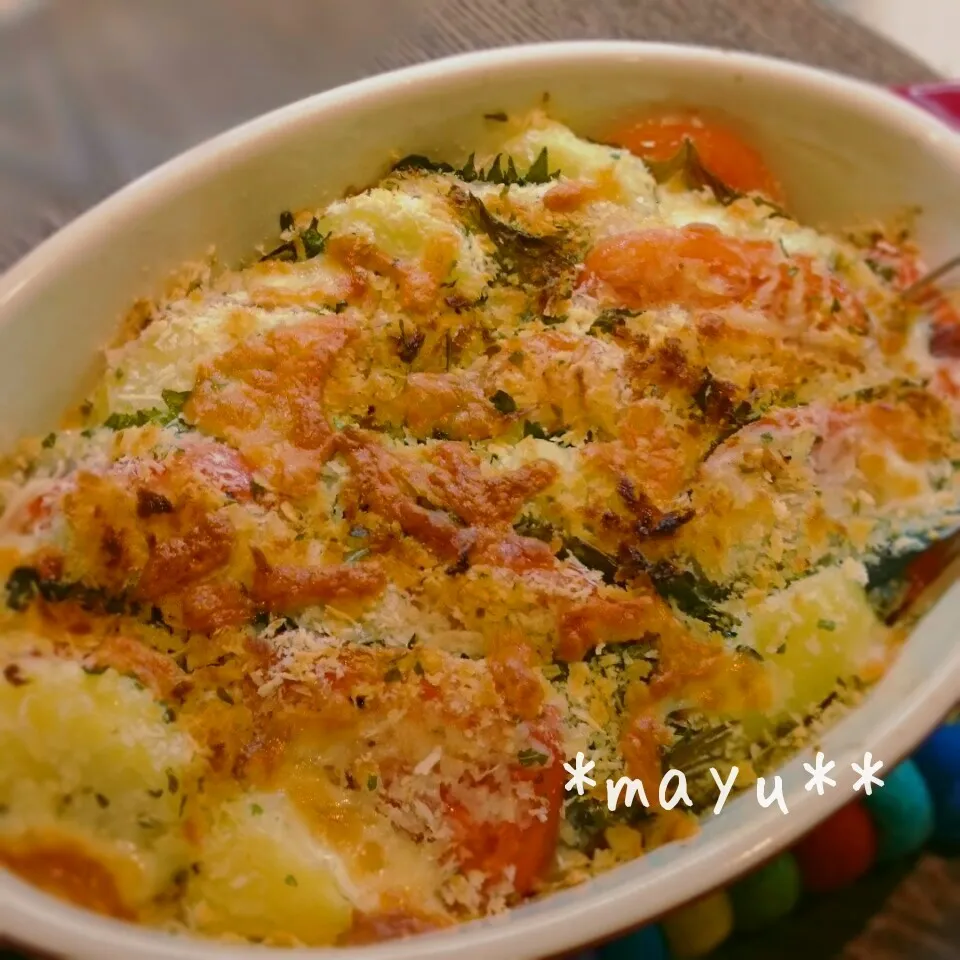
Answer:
[745,564,888,716]
[0,655,197,905]
[186,792,353,945]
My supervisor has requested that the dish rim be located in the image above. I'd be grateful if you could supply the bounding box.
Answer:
[1,39,959,960]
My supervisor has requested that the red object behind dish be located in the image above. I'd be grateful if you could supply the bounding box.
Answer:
[894,82,960,130]
[793,801,878,893]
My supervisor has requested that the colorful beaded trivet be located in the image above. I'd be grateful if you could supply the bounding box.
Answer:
[585,716,960,960]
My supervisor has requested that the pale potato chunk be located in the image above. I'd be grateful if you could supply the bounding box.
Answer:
[494,113,657,208]
[319,188,492,301]
[96,300,308,419]
[186,792,353,945]
[744,564,888,716]
[0,655,196,902]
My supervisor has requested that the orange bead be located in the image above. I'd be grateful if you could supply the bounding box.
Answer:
[793,802,878,893]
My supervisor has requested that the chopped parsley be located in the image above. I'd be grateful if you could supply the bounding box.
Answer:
[489,389,517,414]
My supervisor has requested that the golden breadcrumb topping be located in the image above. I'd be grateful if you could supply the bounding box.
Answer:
[0,110,958,945]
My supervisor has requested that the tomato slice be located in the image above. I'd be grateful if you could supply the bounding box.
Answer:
[581,224,867,334]
[581,224,756,310]
[444,716,565,895]
[611,111,783,202]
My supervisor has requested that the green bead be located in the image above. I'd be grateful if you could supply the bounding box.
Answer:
[730,852,802,932]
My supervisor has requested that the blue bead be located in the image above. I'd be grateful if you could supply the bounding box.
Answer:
[864,759,935,861]
[913,722,960,845]
[599,924,671,960]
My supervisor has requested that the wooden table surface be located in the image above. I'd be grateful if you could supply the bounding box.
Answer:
[0,1,955,958]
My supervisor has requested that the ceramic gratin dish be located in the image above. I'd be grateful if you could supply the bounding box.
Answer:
[0,41,959,960]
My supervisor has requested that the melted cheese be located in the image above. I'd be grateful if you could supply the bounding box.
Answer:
[0,110,956,946]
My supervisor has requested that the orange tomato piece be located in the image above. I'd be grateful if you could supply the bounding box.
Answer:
[611,112,783,202]
[582,224,756,310]
[444,717,565,894]
[0,837,133,920]
[582,224,867,333]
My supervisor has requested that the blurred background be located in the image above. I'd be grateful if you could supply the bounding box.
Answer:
[0,1,956,958]
[0,0,948,271]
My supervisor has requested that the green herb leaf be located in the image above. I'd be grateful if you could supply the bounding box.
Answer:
[489,389,517,414]
[517,748,549,767]
[103,408,163,431]
[367,775,378,791]
[250,803,264,816]
[865,258,897,283]
[41,432,57,449]
[485,154,505,184]
[161,389,192,418]
[816,618,837,631]
[513,515,554,543]
[301,217,329,259]
[525,147,551,184]
[522,420,568,442]
[392,155,455,175]
[261,215,328,262]
[459,153,478,182]
[215,686,235,705]
[560,538,618,584]
[646,562,739,637]
[284,874,298,887]
[587,308,639,336]
[645,139,741,205]
[449,186,570,284]
[383,666,403,683]
[5,567,39,611]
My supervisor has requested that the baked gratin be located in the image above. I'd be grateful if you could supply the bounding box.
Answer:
[1,110,958,945]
